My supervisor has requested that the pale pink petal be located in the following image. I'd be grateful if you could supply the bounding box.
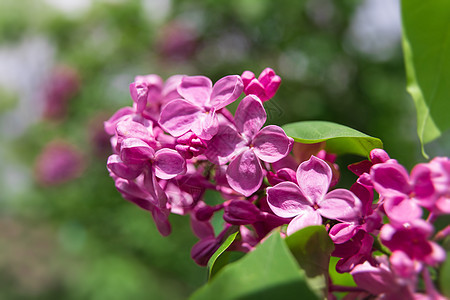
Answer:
[319,189,362,222]
[190,108,219,140]
[234,95,267,139]
[162,74,184,102]
[286,209,322,235]
[177,75,212,107]
[351,261,397,295]
[154,148,186,179]
[371,162,412,197]
[158,99,202,137]
[210,75,243,110]
[226,149,263,197]
[296,156,332,204]
[266,181,311,218]
[252,125,293,163]
[205,123,247,165]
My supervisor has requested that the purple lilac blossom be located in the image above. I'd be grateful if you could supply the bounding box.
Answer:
[267,155,362,235]
[159,75,243,140]
[206,95,293,196]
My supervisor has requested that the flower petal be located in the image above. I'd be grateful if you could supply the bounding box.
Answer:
[370,162,412,198]
[210,75,243,110]
[120,138,155,164]
[154,148,186,179]
[267,181,310,218]
[177,75,212,107]
[190,108,219,140]
[205,123,247,165]
[296,156,332,204]
[226,149,263,197]
[286,209,322,235]
[383,195,422,223]
[159,99,202,137]
[107,154,143,179]
[319,189,362,222]
[234,95,266,138]
[253,125,293,163]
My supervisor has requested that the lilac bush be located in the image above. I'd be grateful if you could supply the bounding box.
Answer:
[104,68,449,299]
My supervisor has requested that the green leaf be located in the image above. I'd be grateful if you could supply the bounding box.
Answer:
[402,0,450,156]
[285,226,335,298]
[440,252,450,297]
[282,121,383,157]
[190,232,319,300]
[207,231,239,279]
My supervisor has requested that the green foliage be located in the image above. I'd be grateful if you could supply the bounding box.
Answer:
[402,0,450,156]
[282,121,383,157]
[440,252,450,297]
[285,226,335,299]
[207,231,239,279]
[191,232,319,300]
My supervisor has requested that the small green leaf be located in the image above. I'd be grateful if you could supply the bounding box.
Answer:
[207,231,239,279]
[282,121,383,157]
[190,232,319,300]
[440,252,450,297]
[402,0,450,156]
[285,226,335,298]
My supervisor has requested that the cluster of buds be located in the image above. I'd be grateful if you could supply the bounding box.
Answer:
[104,68,449,299]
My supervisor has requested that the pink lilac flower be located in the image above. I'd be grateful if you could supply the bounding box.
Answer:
[370,159,437,223]
[241,68,281,101]
[380,219,446,266]
[159,75,243,140]
[267,155,362,235]
[43,65,80,120]
[34,140,85,186]
[205,95,293,196]
[104,74,182,135]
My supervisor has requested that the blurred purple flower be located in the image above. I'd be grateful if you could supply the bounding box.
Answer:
[34,140,84,186]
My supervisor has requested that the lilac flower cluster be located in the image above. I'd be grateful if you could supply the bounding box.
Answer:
[104,69,449,298]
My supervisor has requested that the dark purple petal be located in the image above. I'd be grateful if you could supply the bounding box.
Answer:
[253,125,293,163]
[286,209,322,235]
[154,148,186,179]
[210,75,243,110]
[267,181,310,218]
[223,200,261,225]
[226,149,263,197]
[177,75,212,107]
[296,156,332,204]
[319,189,362,222]
[158,99,202,137]
[151,206,171,236]
[234,95,266,139]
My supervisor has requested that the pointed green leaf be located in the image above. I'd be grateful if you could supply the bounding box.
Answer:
[402,0,450,156]
[285,226,335,298]
[207,231,239,279]
[190,233,319,300]
[282,121,383,157]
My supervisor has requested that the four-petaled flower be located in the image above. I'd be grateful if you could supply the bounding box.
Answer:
[206,95,293,196]
[267,156,362,235]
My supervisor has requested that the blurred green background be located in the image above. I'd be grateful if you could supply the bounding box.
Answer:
[0,0,447,299]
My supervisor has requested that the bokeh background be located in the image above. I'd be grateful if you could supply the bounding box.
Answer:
[0,0,448,299]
